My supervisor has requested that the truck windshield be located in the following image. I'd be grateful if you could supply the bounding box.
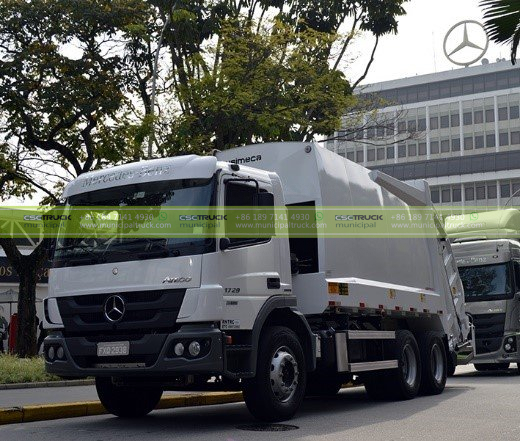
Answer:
[459,263,513,302]
[53,177,215,268]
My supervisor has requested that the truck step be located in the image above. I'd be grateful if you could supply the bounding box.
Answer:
[225,344,253,352]
[347,360,398,373]
[347,330,396,340]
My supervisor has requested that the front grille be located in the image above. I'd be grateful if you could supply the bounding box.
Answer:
[57,289,186,336]
[472,313,506,354]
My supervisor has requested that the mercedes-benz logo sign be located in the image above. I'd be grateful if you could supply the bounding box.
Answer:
[104,295,126,322]
[443,20,489,67]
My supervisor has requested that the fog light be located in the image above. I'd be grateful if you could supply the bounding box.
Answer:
[174,342,185,356]
[48,346,55,361]
[508,337,514,344]
[188,341,201,357]
[56,346,65,360]
[505,343,512,351]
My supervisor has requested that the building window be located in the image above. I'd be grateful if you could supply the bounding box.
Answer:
[474,110,484,124]
[418,118,426,131]
[511,131,520,145]
[487,183,497,199]
[499,131,509,146]
[366,127,375,139]
[377,148,385,160]
[386,123,395,136]
[418,142,427,155]
[440,115,449,128]
[408,144,417,156]
[346,151,355,162]
[450,113,460,127]
[513,182,520,196]
[464,136,473,150]
[431,189,440,203]
[485,109,495,123]
[386,146,395,159]
[465,186,475,201]
[463,112,472,125]
[486,133,496,148]
[442,188,451,202]
[430,140,439,154]
[430,116,439,130]
[398,144,406,158]
[498,107,508,121]
[452,138,461,151]
[453,187,462,202]
[510,105,519,119]
[475,134,484,149]
[398,121,406,133]
[501,182,511,198]
[441,139,450,153]
[407,120,416,132]
[376,126,385,137]
[476,185,486,200]
[367,149,375,161]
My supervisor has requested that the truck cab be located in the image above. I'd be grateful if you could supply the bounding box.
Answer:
[446,209,520,371]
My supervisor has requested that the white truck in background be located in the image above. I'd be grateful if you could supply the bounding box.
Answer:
[446,209,520,372]
[44,142,472,421]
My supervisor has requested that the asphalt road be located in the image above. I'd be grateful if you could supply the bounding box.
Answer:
[2,365,520,441]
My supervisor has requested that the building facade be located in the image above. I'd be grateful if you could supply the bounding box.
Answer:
[326,61,520,209]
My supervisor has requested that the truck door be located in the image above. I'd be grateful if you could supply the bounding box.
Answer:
[216,174,286,330]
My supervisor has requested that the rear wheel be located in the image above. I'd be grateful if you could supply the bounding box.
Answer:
[383,330,422,400]
[95,377,163,418]
[418,333,447,395]
[242,326,307,422]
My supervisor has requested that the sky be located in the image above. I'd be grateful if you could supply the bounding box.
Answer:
[349,0,508,86]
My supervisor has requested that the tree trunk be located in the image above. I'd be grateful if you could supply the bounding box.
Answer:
[16,257,39,357]
[0,238,47,358]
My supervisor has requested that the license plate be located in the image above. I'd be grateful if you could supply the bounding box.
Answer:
[97,341,130,357]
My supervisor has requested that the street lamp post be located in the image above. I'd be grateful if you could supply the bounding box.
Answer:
[147,2,178,159]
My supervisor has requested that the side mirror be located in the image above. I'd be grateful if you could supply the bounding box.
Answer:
[219,238,231,251]
[257,192,274,207]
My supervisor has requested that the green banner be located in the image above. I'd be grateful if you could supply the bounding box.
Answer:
[0,206,517,239]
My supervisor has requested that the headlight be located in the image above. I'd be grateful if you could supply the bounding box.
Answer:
[174,342,185,356]
[188,341,201,357]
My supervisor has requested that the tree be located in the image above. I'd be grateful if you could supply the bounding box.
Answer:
[0,0,151,356]
[481,0,520,64]
[144,0,408,153]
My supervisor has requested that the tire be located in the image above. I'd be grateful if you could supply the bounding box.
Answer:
[305,372,344,397]
[95,377,163,418]
[381,330,422,400]
[447,352,456,377]
[242,326,307,422]
[417,332,447,395]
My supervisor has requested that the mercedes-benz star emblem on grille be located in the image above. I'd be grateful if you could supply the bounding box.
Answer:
[104,295,126,322]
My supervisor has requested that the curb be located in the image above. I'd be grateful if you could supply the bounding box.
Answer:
[0,379,94,390]
[0,383,360,425]
[0,391,244,425]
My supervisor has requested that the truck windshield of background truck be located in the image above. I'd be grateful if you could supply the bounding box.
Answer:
[53,177,215,268]
[458,263,513,302]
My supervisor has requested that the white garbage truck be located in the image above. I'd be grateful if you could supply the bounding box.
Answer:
[446,209,520,372]
[44,142,472,421]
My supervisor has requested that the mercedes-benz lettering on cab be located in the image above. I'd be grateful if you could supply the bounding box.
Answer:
[45,143,472,422]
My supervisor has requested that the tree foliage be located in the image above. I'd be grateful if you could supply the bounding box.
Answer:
[481,0,520,64]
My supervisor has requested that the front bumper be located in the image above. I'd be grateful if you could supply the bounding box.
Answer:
[44,325,224,378]
[473,333,520,364]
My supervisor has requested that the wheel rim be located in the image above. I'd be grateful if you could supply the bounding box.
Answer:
[430,343,444,384]
[402,344,418,388]
[269,346,299,403]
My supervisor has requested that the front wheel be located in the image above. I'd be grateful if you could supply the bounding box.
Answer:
[95,377,163,418]
[242,326,307,422]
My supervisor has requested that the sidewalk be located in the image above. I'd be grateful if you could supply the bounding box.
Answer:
[0,385,99,407]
